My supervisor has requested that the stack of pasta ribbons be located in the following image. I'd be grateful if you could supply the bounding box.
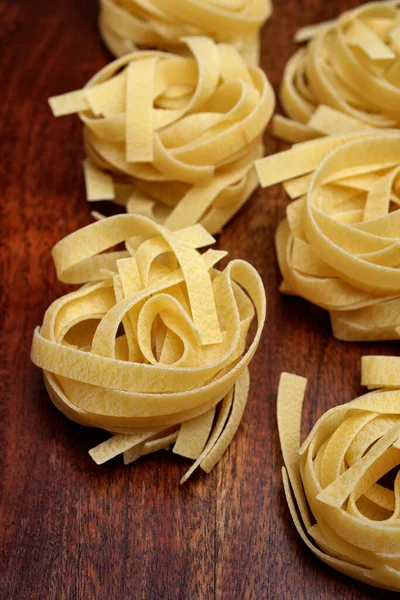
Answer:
[49,37,274,235]
[256,131,400,341]
[31,214,266,482]
[277,354,400,592]
[273,0,400,144]
[99,0,272,66]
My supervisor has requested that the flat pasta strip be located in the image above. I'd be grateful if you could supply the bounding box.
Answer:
[256,132,400,341]
[98,0,272,66]
[125,57,156,162]
[200,365,250,473]
[173,407,216,460]
[123,429,179,465]
[83,159,114,201]
[272,1,400,143]
[277,358,400,592]
[31,214,266,483]
[48,37,274,234]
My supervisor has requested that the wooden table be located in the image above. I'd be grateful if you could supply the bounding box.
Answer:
[1,0,399,598]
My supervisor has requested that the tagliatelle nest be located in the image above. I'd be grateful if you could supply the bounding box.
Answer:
[278,355,400,592]
[272,1,400,144]
[30,215,266,483]
[256,131,400,341]
[49,37,274,235]
[99,0,272,66]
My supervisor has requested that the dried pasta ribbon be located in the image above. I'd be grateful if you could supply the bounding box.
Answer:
[98,0,272,66]
[277,360,400,592]
[48,37,275,234]
[31,214,266,483]
[256,131,400,341]
[272,1,400,143]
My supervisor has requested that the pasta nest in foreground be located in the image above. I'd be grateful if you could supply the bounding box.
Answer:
[49,37,274,235]
[273,1,400,143]
[278,355,400,592]
[98,0,272,66]
[256,131,400,341]
[30,215,266,483]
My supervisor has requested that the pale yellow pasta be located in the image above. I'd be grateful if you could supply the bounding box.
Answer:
[31,214,266,482]
[277,359,400,592]
[273,1,400,143]
[99,0,272,66]
[48,37,275,235]
[256,131,400,341]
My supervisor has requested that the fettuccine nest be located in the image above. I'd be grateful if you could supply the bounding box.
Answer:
[278,355,400,592]
[256,131,400,341]
[273,1,400,144]
[49,37,274,234]
[99,0,272,66]
[31,215,266,483]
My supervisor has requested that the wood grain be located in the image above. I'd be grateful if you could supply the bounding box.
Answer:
[0,0,398,598]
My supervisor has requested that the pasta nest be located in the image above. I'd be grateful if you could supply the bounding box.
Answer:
[256,131,400,341]
[273,1,400,143]
[31,215,266,482]
[49,37,275,234]
[278,357,400,592]
[98,0,272,66]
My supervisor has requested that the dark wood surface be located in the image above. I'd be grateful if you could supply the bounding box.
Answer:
[1,0,399,598]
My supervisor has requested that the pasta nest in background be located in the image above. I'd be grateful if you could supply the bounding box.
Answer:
[49,37,274,235]
[278,355,400,592]
[30,215,266,483]
[98,0,272,66]
[256,132,400,341]
[273,1,400,144]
